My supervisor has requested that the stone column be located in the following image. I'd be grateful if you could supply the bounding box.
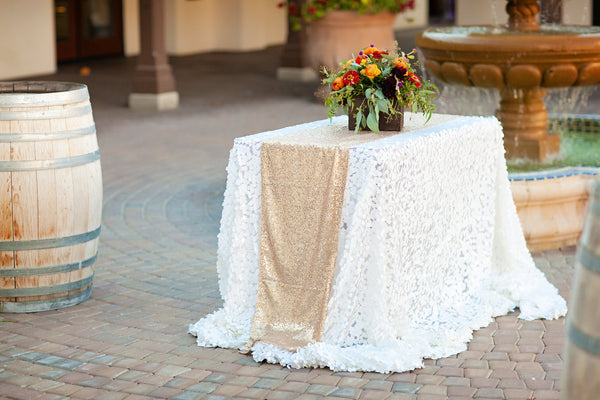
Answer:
[129,0,179,110]
[276,0,318,82]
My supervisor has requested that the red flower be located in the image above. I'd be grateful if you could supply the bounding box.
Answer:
[308,5,316,14]
[408,73,422,87]
[400,0,415,11]
[277,1,286,8]
[289,4,298,14]
[355,55,367,64]
[371,51,382,60]
[342,70,360,86]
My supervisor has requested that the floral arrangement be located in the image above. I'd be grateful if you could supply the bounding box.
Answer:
[280,0,416,31]
[322,44,437,132]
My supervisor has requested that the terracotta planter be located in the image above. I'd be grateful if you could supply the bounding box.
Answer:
[347,96,404,132]
[305,11,397,72]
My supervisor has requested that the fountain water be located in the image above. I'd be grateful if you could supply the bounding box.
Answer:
[416,0,600,161]
[416,0,600,251]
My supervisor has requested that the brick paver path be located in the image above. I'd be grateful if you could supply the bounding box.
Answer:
[0,47,581,399]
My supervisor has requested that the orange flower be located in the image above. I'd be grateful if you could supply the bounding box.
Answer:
[394,57,408,69]
[332,76,345,91]
[360,64,381,80]
[363,46,380,56]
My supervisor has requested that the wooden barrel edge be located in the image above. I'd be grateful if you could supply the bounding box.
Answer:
[0,82,89,107]
[568,322,600,358]
[0,273,94,298]
[0,283,92,313]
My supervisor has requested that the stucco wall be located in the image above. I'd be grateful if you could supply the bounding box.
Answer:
[563,0,593,25]
[0,0,55,80]
[123,0,140,56]
[162,0,287,56]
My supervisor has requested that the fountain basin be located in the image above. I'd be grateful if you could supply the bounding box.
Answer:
[416,26,600,89]
[510,167,598,251]
[508,114,600,251]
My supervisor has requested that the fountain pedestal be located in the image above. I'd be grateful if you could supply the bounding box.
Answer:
[497,88,560,160]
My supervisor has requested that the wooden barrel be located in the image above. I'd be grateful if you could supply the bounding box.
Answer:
[0,81,102,313]
[562,177,600,399]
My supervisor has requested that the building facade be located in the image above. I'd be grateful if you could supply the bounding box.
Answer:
[0,0,432,81]
[0,0,594,81]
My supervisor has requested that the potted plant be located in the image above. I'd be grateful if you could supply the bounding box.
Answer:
[280,0,417,71]
[322,44,437,132]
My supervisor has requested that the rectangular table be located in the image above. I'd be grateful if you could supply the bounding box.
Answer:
[189,113,566,373]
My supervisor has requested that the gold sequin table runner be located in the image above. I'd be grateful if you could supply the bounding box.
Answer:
[247,115,457,351]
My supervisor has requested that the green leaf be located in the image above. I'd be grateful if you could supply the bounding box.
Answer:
[375,89,385,99]
[355,110,363,133]
[366,111,379,133]
[378,99,389,114]
[365,88,372,98]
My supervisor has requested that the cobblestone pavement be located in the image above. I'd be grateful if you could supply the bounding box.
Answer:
[0,43,592,399]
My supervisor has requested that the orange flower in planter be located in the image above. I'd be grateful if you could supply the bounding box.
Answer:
[361,64,381,80]
[332,76,345,91]
[283,1,416,31]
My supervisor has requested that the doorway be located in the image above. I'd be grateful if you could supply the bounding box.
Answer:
[55,0,123,61]
[429,0,455,25]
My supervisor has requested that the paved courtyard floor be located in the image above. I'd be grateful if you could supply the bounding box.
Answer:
[0,42,595,399]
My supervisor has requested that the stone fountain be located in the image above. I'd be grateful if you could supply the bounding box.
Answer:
[416,0,600,251]
[416,0,600,161]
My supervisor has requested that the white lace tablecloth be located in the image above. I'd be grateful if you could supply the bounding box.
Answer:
[189,114,567,373]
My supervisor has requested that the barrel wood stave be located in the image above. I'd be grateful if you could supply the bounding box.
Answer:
[563,179,600,399]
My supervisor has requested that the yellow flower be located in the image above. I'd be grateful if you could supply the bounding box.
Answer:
[360,64,381,80]
[361,0,371,5]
